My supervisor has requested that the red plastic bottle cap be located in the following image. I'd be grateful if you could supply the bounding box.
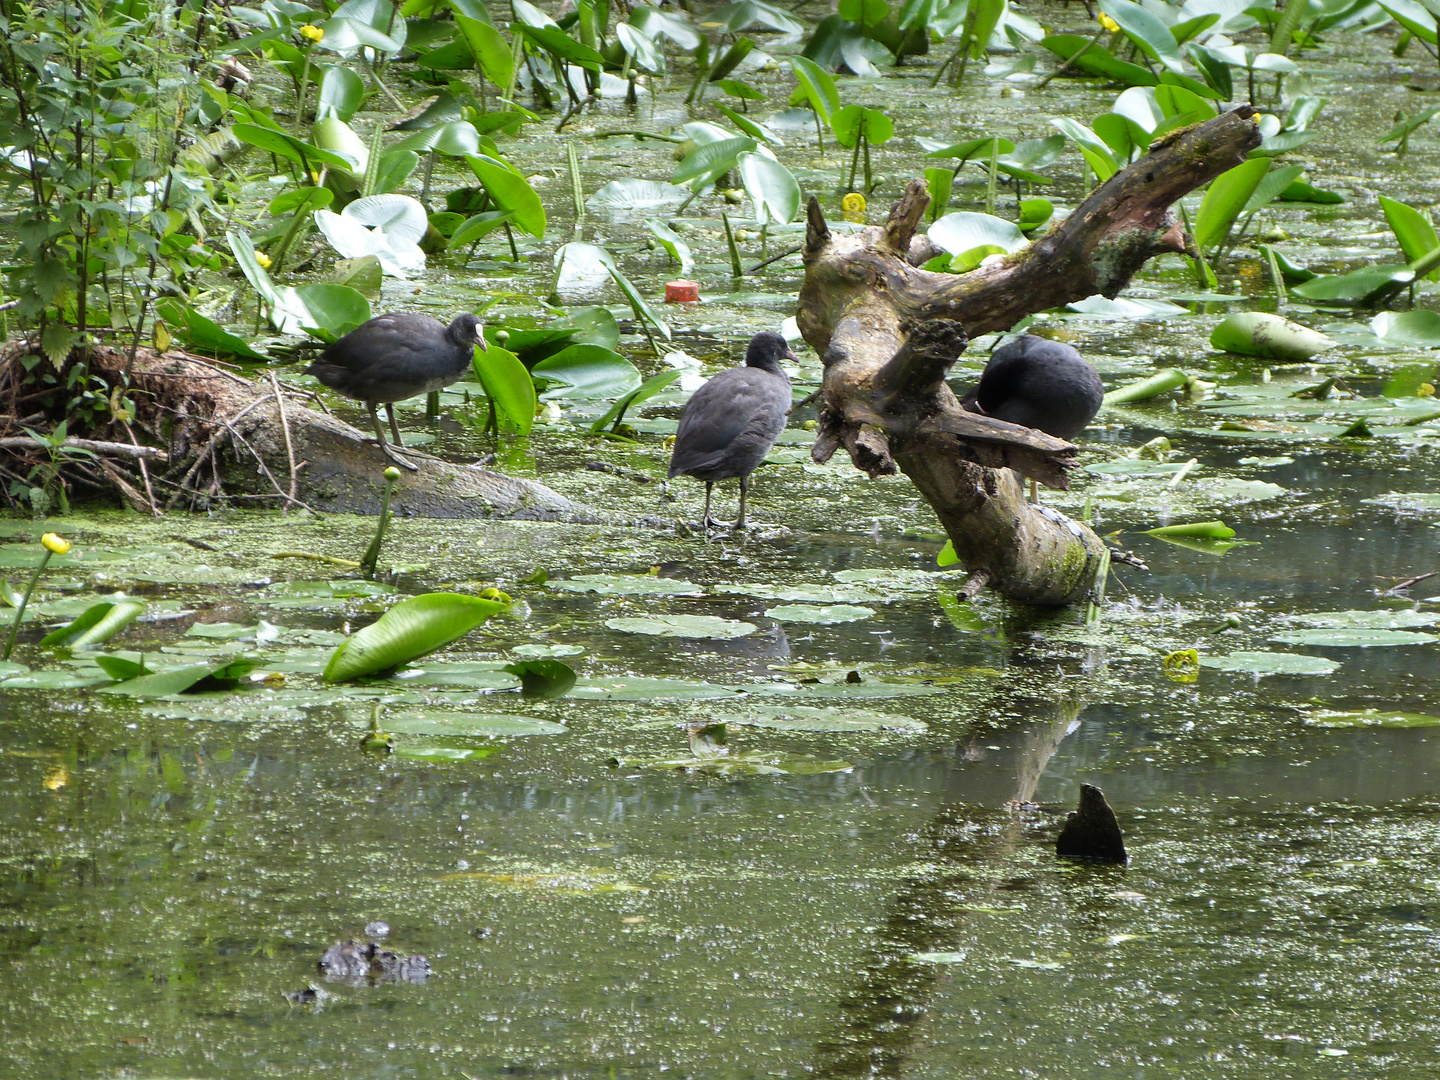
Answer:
[665,280,700,303]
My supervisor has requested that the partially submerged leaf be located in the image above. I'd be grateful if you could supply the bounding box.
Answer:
[764,603,875,624]
[323,593,509,681]
[1200,652,1340,675]
[605,615,757,639]
[503,659,576,698]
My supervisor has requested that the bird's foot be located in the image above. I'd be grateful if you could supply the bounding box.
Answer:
[377,440,421,471]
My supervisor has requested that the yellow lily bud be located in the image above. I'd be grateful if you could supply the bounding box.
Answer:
[1099,13,1120,31]
[41,533,70,555]
[253,251,273,269]
[841,192,866,213]
[300,24,324,42]
[384,466,402,482]
[1420,382,1435,397]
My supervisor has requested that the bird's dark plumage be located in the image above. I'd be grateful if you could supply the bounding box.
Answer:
[669,331,795,530]
[306,312,486,468]
[960,334,1103,442]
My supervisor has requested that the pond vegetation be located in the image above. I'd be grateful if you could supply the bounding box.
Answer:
[2,0,1440,1074]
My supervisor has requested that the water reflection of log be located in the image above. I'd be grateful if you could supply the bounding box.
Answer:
[812,696,1083,1079]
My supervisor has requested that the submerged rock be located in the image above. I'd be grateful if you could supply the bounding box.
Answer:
[1056,783,1127,864]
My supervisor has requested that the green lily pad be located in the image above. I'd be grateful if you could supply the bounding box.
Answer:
[393,741,504,762]
[909,951,970,964]
[0,669,112,689]
[605,615,757,639]
[379,710,568,737]
[1269,629,1438,647]
[763,604,875,624]
[1289,610,1438,629]
[1238,456,1294,466]
[711,704,926,733]
[570,677,739,700]
[832,569,956,592]
[186,621,286,641]
[713,582,881,603]
[551,574,702,596]
[1200,652,1340,675]
[385,665,522,690]
[740,681,943,700]
[609,750,852,776]
[511,643,585,658]
[1305,709,1440,728]
[144,699,306,723]
[1363,492,1440,512]
[0,661,28,677]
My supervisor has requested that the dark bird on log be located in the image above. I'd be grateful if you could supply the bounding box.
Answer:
[960,334,1103,442]
[307,312,486,470]
[668,331,795,531]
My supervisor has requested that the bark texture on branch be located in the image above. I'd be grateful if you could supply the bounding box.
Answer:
[0,343,588,520]
[796,108,1261,605]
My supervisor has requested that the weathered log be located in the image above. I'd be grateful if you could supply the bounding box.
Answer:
[3,343,588,520]
[796,108,1261,605]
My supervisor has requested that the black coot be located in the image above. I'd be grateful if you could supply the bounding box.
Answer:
[668,331,796,530]
[307,312,486,469]
[960,334,1103,441]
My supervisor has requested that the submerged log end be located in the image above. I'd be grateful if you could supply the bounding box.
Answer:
[805,196,831,254]
[1056,783,1128,864]
[1093,215,1187,298]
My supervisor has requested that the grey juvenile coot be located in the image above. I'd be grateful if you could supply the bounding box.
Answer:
[960,334,1103,442]
[307,312,487,469]
[668,331,795,530]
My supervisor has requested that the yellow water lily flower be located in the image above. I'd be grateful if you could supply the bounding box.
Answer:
[1099,12,1119,31]
[1420,382,1435,397]
[841,192,866,213]
[253,251,273,269]
[299,24,324,42]
[41,533,70,555]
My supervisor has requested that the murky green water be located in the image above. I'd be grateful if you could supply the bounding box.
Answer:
[4,2,1440,1076]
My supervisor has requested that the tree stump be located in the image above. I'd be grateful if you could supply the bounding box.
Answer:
[797,107,1262,605]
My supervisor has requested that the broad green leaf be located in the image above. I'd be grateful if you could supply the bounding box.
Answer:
[390,120,481,156]
[98,658,258,697]
[1378,0,1439,42]
[285,282,372,340]
[473,344,536,434]
[1145,521,1236,538]
[1018,198,1054,232]
[316,65,366,122]
[645,218,693,272]
[39,600,146,649]
[154,299,268,361]
[839,0,890,24]
[531,345,641,400]
[672,136,757,186]
[1291,265,1414,305]
[232,124,354,171]
[311,115,369,173]
[1371,310,1440,345]
[1277,180,1342,204]
[373,149,419,195]
[788,55,841,124]
[929,212,1028,268]
[605,615,757,638]
[590,369,685,434]
[465,155,546,237]
[1210,312,1335,359]
[1100,0,1185,71]
[323,593,510,681]
[502,658,576,698]
[453,10,513,86]
[269,186,335,216]
[550,573,701,595]
[713,102,783,146]
[1241,165,1304,214]
[1193,156,1270,253]
[1380,195,1440,279]
[1051,117,1120,180]
[615,21,665,73]
[513,22,604,70]
[764,604,875,624]
[588,179,692,212]
[1200,651,1340,675]
[737,152,801,226]
[920,136,1016,161]
[830,104,895,149]
[1038,33,1158,86]
[382,709,568,736]
[448,210,514,248]
[1270,629,1438,646]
